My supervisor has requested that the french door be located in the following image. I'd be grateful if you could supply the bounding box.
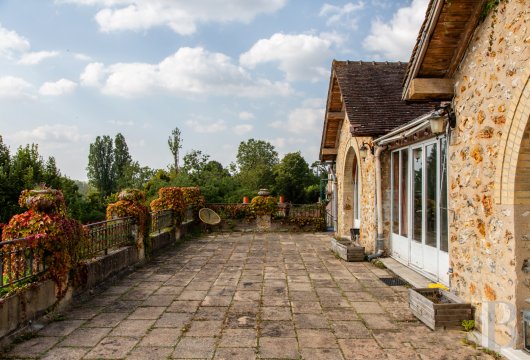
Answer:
[390,138,449,284]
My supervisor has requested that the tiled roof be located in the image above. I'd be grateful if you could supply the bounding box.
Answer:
[333,60,436,136]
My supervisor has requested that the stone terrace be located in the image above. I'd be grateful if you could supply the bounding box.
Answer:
[3,233,497,359]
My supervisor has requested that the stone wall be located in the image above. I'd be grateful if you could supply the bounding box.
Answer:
[334,117,379,252]
[449,0,529,347]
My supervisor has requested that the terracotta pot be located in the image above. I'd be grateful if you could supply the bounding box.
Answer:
[279,195,285,204]
[243,196,249,204]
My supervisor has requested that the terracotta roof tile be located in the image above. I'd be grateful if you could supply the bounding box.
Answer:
[333,60,436,136]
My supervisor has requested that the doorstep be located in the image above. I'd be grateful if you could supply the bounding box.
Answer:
[379,257,431,288]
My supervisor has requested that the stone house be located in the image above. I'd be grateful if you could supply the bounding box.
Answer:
[319,61,434,252]
[320,0,529,354]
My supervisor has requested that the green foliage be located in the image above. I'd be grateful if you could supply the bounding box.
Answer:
[88,133,152,197]
[273,151,319,203]
[0,137,102,227]
[87,135,115,196]
[461,319,475,332]
[235,139,278,193]
[480,0,501,22]
[168,127,182,172]
[113,133,132,189]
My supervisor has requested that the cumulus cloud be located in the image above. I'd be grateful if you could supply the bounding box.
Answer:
[319,2,365,29]
[186,119,226,134]
[39,79,77,96]
[240,33,338,82]
[271,106,324,134]
[11,124,90,145]
[80,62,106,86]
[363,0,428,60]
[18,50,60,65]
[238,111,255,120]
[233,124,253,135]
[81,47,291,98]
[57,0,286,34]
[0,76,33,99]
[0,24,30,59]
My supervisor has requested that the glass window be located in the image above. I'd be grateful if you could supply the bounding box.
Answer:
[400,149,409,237]
[392,152,399,234]
[425,143,437,248]
[412,147,423,242]
[440,138,448,252]
[353,160,359,221]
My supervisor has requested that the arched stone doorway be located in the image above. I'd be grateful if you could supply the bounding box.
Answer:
[339,146,361,236]
[494,71,529,348]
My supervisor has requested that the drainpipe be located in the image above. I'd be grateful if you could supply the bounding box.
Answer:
[368,145,387,260]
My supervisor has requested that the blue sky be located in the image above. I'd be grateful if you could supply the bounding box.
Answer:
[0,0,428,180]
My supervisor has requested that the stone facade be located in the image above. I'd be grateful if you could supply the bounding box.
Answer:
[448,0,529,347]
[334,117,392,254]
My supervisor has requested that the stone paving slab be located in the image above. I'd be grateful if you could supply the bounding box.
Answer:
[1,232,502,359]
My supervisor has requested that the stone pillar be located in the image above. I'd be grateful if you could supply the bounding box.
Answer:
[256,214,272,231]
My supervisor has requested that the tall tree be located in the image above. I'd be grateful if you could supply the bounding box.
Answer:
[236,138,278,171]
[168,127,182,173]
[87,135,115,196]
[273,151,316,203]
[182,150,210,177]
[113,133,132,189]
[236,139,279,192]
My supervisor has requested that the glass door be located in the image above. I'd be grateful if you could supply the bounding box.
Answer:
[390,149,409,262]
[410,146,423,269]
[389,137,449,284]
[423,143,438,276]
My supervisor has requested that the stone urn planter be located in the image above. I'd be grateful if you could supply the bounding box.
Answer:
[330,237,365,262]
[409,288,473,330]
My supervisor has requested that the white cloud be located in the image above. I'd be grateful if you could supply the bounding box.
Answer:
[74,52,93,61]
[83,47,291,98]
[240,33,338,82]
[109,120,134,126]
[18,50,60,65]
[319,2,365,29]
[39,79,77,96]
[12,124,90,145]
[271,107,324,134]
[80,62,105,86]
[0,23,30,59]
[57,0,287,34]
[186,119,226,134]
[238,111,255,120]
[233,124,253,135]
[363,0,428,60]
[0,76,33,99]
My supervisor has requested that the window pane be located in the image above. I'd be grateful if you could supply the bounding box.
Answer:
[412,148,422,242]
[425,144,437,247]
[400,150,409,237]
[440,138,448,252]
[392,152,399,234]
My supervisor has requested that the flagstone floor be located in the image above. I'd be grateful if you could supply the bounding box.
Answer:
[3,232,498,359]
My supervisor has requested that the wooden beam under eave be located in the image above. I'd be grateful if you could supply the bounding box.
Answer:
[406,78,454,101]
[327,111,345,120]
[321,148,337,156]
